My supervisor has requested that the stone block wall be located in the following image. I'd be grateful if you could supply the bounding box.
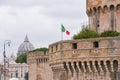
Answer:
[49,37,120,80]
[86,0,120,33]
[27,51,53,80]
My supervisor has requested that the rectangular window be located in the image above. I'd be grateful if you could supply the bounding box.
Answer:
[72,43,77,49]
[93,41,99,48]
[56,45,58,51]
[16,73,18,78]
[51,47,53,52]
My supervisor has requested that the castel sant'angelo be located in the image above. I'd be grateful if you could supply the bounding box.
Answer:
[49,0,120,80]
[27,0,120,80]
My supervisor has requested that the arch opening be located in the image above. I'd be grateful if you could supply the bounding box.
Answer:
[113,60,118,72]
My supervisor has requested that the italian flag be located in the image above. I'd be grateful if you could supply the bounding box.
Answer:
[61,24,70,35]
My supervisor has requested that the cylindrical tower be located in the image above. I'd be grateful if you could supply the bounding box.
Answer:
[86,0,120,33]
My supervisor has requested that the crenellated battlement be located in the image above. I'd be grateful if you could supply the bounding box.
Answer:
[27,51,53,80]
[87,0,120,10]
[86,0,120,33]
[49,37,120,80]
[48,1,120,80]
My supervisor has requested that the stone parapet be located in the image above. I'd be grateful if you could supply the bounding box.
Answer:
[27,51,53,80]
[86,0,120,33]
[49,37,120,80]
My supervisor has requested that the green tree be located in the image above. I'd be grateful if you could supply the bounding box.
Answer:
[16,47,48,63]
[15,53,27,63]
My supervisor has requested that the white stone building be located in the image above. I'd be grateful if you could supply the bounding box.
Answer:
[5,35,35,80]
[7,54,28,80]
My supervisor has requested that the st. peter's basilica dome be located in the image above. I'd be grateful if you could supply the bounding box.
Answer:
[17,35,34,56]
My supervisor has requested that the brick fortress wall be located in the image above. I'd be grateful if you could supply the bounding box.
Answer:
[49,37,120,80]
[27,51,53,80]
[87,0,120,33]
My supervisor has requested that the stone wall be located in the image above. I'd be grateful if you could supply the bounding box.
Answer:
[48,1,120,80]
[27,51,53,80]
[49,37,120,80]
[86,0,120,33]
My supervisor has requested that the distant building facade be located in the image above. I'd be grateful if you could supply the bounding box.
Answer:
[27,51,53,80]
[7,54,28,80]
[17,35,34,57]
[7,35,34,80]
[0,64,6,80]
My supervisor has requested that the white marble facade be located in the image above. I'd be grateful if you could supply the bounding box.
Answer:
[6,54,29,80]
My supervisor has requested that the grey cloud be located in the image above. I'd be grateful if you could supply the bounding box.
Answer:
[41,4,86,19]
[36,1,87,21]
[0,0,88,60]
[0,0,85,7]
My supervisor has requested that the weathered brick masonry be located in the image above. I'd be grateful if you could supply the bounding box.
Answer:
[27,51,53,80]
[87,0,120,33]
[27,0,120,80]
[49,0,120,80]
[49,37,120,80]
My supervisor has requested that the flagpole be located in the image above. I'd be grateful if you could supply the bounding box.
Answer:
[61,30,63,41]
[61,24,64,41]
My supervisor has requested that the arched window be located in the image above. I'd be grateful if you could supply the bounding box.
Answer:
[79,62,84,72]
[85,61,89,72]
[106,60,111,72]
[16,72,18,78]
[93,7,99,32]
[110,5,115,30]
[11,73,13,78]
[113,60,118,71]
[100,61,106,72]
[95,61,100,74]
[116,4,120,10]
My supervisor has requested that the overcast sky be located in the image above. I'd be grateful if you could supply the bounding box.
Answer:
[0,0,88,60]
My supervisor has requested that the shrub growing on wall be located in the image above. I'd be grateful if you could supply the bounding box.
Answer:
[30,47,48,53]
[73,26,99,39]
[100,30,120,37]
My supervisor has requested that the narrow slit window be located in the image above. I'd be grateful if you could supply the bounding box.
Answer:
[110,5,115,30]
[51,47,53,52]
[72,43,77,49]
[93,41,99,48]
[56,45,58,51]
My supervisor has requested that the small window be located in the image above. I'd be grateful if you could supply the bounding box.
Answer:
[56,45,58,51]
[93,41,99,48]
[51,47,53,52]
[72,43,77,49]
[16,73,18,78]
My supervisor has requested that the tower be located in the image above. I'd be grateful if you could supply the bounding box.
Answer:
[49,1,120,80]
[86,0,120,33]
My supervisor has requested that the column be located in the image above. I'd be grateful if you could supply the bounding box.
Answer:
[71,63,76,80]
[98,62,104,80]
[111,61,114,72]
[66,64,72,80]
[93,62,98,80]
[82,62,87,80]
[104,62,110,80]
[76,62,81,80]
[87,62,92,80]
[117,62,120,80]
